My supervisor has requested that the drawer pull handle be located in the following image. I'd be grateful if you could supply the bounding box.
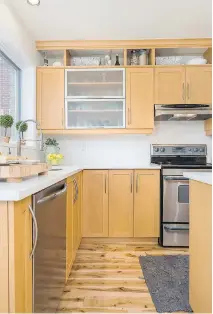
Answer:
[164,226,189,232]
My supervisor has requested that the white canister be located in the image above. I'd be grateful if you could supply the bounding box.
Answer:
[139,50,147,65]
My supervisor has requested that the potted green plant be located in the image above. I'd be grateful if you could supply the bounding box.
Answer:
[0,114,14,143]
[44,138,60,161]
[16,121,28,144]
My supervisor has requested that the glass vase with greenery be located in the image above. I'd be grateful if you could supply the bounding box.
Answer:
[0,114,14,143]
[44,138,60,161]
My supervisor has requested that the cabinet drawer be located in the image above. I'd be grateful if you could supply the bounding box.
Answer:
[162,223,189,247]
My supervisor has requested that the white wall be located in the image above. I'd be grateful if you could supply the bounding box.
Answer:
[0,0,38,148]
[50,121,212,167]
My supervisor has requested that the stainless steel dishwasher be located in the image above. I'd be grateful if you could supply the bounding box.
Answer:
[32,180,67,313]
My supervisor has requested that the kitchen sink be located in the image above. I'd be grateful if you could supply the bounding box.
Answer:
[49,168,63,171]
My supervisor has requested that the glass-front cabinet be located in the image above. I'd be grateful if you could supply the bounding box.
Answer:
[65,68,125,129]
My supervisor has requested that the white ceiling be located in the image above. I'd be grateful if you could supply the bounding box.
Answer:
[7,0,212,41]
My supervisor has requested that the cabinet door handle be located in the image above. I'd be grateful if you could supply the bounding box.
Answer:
[128,108,131,125]
[62,108,64,127]
[187,83,190,101]
[182,83,185,101]
[136,174,139,193]
[130,173,133,193]
[105,174,107,194]
[73,179,77,204]
[28,205,38,259]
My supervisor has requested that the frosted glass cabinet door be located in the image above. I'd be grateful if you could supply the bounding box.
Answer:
[65,69,125,98]
[65,100,125,129]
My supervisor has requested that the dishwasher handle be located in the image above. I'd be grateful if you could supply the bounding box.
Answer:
[28,205,38,259]
[37,183,67,204]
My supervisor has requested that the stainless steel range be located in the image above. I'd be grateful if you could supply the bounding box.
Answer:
[151,144,212,247]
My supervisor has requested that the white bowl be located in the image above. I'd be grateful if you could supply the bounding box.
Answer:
[187,58,207,65]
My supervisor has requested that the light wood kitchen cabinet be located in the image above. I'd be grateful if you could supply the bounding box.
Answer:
[0,202,9,313]
[134,170,160,237]
[76,172,82,248]
[155,66,185,104]
[205,118,212,136]
[82,170,109,237]
[126,68,154,129]
[66,172,82,279]
[12,197,33,313]
[66,179,74,280]
[155,65,212,105]
[186,66,212,104]
[72,172,82,261]
[37,68,64,129]
[109,170,133,237]
[0,197,32,313]
[189,180,212,313]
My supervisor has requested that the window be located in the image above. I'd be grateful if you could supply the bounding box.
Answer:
[0,50,20,138]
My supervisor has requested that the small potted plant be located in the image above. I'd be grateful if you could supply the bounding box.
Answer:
[16,121,28,145]
[44,138,60,161]
[0,114,14,143]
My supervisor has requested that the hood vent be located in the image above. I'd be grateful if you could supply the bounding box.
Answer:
[155,104,212,121]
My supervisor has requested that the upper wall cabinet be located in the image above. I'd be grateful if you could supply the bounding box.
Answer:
[126,68,154,129]
[65,69,125,98]
[155,67,185,104]
[65,68,126,129]
[155,66,212,105]
[37,68,64,130]
[186,66,212,104]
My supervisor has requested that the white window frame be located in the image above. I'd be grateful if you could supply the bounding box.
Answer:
[0,50,21,138]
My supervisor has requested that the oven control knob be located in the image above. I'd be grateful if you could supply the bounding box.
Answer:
[199,148,204,152]
[160,147,165,152]
[154,147,159,152]
[188,148,192,152]
[194,148,199,152]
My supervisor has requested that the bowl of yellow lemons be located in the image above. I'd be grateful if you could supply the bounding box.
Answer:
[47,153,64,166]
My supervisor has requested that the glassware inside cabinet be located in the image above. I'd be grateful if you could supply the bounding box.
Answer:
[66,69,125,98]
[66,100,125,129]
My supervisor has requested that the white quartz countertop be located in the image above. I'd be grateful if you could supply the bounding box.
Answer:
[183,172,212,185]
[0,166,82,201]
[83,164,161,170]
[0,164,161,201]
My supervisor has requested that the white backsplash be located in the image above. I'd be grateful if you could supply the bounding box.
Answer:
[0,122,211,166]
[48,122,212,167]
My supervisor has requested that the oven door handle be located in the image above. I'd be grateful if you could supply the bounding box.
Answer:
[164,176,189,181]
[164,226,189,232]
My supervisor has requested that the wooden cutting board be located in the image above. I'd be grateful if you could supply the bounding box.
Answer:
[0,163,51,183]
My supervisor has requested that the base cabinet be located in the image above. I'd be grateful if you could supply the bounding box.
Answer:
[83,169,160,238]
[189,180,212,313]
[66,172,82,279]
[0,197,32,313]
[66,179,74,280]
[82,170,109,237]
[134,170,160,237]
[109,170,134,237]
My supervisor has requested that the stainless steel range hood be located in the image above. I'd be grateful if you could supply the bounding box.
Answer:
[155,104,212,121]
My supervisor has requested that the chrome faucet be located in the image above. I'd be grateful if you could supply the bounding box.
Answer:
[17,119,44,156]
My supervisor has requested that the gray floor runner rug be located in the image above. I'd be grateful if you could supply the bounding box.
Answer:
[139,255,192,313]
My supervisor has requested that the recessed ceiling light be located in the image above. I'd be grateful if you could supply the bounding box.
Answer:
[27,0,40,6]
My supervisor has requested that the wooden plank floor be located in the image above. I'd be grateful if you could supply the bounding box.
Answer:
[58,239,188,313]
